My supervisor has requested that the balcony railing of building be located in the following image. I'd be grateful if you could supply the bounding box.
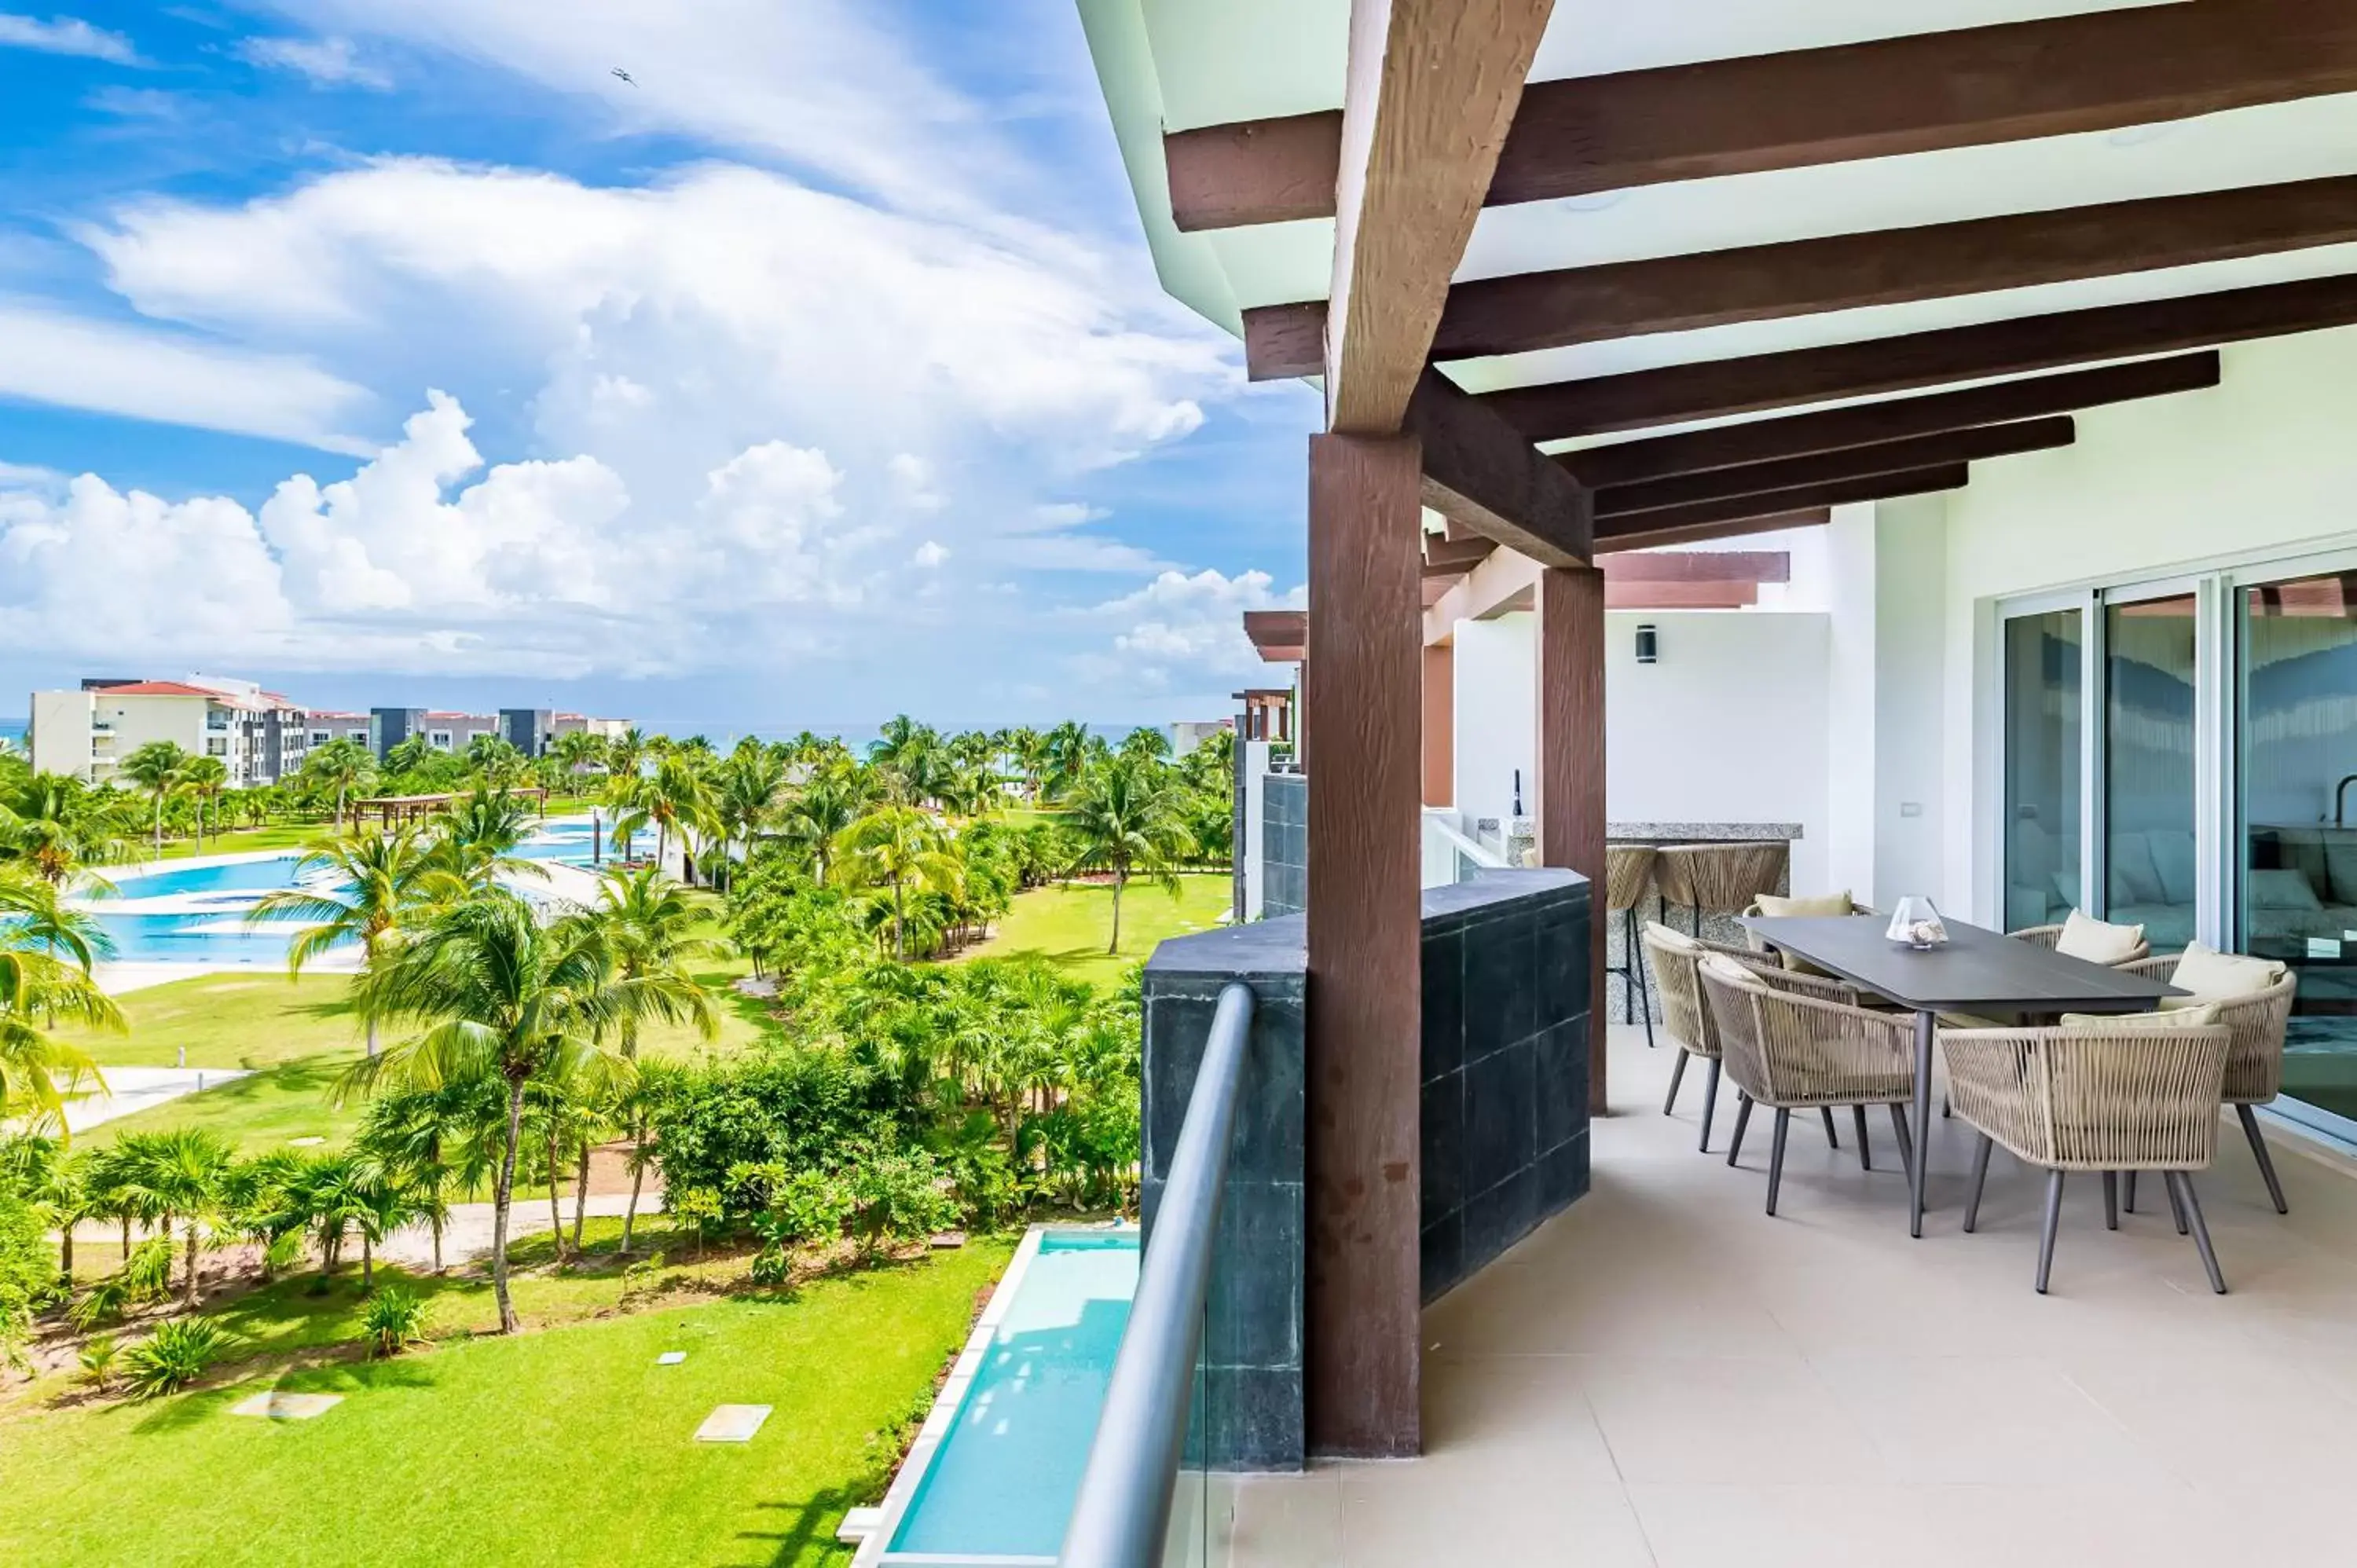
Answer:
[1060,980,1254,1568]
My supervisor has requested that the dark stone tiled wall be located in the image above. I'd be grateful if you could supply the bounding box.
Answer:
[1138,870,1591,1470]
[1261,773,1307,918]
[1141,918,1307,1471]
[1420,871,1592,1302]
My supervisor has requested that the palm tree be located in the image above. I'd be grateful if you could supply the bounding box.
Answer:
[245,827,452,1058]
[834,805,966,961]
[712,746,787,883]
[613,754,717,884]
[1006,727,1050,801]
[1041,721,1092,802]
[1058,754,1198,955]
[358,1081,500,1275]
[181,755,229,852]
[779,765,865,885]
[1,871,120,1130]
[1119,726,1173,762]
[549,730,606,781]
[119,740,192,857]
[430,789,544,890]
[345,894,712,1332]
[0,771,131,884]
[303,738,378,831]
[112,1127,233,1308]
[383,734,434,778]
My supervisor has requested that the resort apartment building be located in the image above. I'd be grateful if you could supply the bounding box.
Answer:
[29,676,310,787]
[28,676,633,782]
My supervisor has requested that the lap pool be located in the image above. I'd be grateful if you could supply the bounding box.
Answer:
[864,1227,1141,1566]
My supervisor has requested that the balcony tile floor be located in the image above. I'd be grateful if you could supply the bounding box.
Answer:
[1214,1026,2357,1566]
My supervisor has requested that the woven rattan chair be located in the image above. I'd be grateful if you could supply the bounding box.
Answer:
[1944,1020,2234,1294]
[2011,923,2154,966]
[1655,841,1790,938]
[1605,845,1659,1049]
[2120,955,2299,1214]
[1647,925,1864,1156]
[1697,955,1919,1215]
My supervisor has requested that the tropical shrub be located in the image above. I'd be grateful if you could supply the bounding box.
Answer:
[362,1287,427,1357]
[652,1050,918,1230]
[849,1149,959,1256]
[0,1193,53,1365]
[75,1333,120,1392]
[122,1318,228,1399]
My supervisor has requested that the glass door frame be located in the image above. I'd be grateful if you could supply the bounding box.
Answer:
[2097,573,2224,949]
[1989,588,2099,936]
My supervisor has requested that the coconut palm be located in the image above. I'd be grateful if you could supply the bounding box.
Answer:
[431,788,544,889]
[0,771,131,885]
[833,804,966,962]
[549,729,606,780]
[0,872,119,1129]
[244,827,452,1058]
[612,753,717,883]
[1058,754,1198,955]
[119,740,192,857]
[779,765,865,885]
[302,737,378,830]
[344,894,712,1332]
[181,755,229,852]
[712,746,787,884]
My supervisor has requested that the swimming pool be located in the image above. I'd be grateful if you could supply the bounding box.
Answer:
[870,1228,1140,1565]
[79,816,609,967]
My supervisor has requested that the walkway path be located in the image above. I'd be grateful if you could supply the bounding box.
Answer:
[60,1066,253,1132]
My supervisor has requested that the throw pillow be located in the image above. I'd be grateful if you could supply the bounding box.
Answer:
[1642,920,1701,953]
[2165,940,2289,1002]
[1752,891,1854,918]
[2247,867,2323,911]
[2055,908,2146,965]
[2107,833,2166,907]
[1698,951,1765,991]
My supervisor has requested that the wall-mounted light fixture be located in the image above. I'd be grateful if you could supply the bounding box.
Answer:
[1634,624,1660,665]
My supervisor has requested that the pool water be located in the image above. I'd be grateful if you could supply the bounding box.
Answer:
[79,816,609,966]
[885,1230,1141,1561]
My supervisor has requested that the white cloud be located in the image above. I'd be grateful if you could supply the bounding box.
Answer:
[1076,569,1305,691]
[911,540,948,568]
[239,35,391,90]
[0,13,137,64]
[0,460,65,490]
[0,302,372,452]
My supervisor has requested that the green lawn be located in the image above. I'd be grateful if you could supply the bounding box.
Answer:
[0,1237,1014,1568]
[962,872,1230,989]
[60,945,774,1155]
[149,822,332,861]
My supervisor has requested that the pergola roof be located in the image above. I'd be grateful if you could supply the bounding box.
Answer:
[1084,0,2357,559]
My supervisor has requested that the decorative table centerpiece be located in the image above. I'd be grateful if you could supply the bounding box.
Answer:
[1886,897,1948,951]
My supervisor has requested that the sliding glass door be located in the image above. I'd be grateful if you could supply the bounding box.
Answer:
[2103,591,2200,949]
[2239,569,2357,1125]
[2000,605,2085,932]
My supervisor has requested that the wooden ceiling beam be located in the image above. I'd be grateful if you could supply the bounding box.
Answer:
[1244,180,2357,379]
[1560,354,2217,488]
[1603,550,1790,585]
[1592,507,1834,555]
[1421,534,1497,570]
[1320,0,1555,433]
[1596,417,2072,518]
[1596,467,1966,548]
[1406,370,1592,566]
[1166,0,2357,231]
[1486,273,2357,440]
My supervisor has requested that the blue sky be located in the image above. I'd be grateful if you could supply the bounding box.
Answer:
[0,2,1316,735]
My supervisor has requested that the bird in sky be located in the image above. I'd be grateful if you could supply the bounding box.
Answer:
[610,67,636,86]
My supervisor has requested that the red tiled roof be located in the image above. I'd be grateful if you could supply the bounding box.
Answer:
[96,681,225,698]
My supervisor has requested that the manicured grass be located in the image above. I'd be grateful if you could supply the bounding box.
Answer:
[58,946,775,1155]
[149,822,332,861]
[961,872,1230,989]
[0,1237,1016,1568]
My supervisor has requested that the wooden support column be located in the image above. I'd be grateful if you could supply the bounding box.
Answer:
[1422,643,1454,808]
[1305,432,1424,1457]
[1535,566,1608,1114]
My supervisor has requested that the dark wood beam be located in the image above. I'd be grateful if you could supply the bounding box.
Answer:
[1596,417,2072,518]
[1603,550,1790,584]
[1534,566,1607,1113]
[1304,433,1424,1459]
[1406,371,1592,566]
[1244,180,2357,379]
[1598,466,1964,547]
[1560,354,2218,488]
[1486,273,2357,440]
[1605,580,1761,610]
[1593,507,1832,554]
[1420,534,1497,570]
[1167,0,2357,231]
[1243,609,1308,664]
[1320,0,1555,433]
[1420,559,1475,582]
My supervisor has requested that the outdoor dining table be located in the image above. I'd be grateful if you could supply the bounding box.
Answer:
[1736,914,2186,1238]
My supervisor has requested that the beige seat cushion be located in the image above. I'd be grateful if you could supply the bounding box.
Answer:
[2060,1002,2223,1031]
[1699,951,1767,991]
[1753,891,1855,918]
[2055,908,2146,965]
[1643,920,1702,953]
[2165,940,2289,1004]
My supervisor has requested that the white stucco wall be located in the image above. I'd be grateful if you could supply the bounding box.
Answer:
[1932,325,2357,924]
[1452,614,1536,835]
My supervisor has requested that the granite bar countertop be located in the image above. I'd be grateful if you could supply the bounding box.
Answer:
[1609,822,1803,843]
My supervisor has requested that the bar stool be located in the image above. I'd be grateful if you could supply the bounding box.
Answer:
[1654,841,1791,940]
[1604,844,1659,1048]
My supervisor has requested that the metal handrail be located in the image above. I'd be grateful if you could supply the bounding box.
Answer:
[1060,979,1255,1568]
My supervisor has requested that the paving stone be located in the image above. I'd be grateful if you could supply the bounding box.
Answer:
[229,1391,343,1420]
[694,1403,772,1442]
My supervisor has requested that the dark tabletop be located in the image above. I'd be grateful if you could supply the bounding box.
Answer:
[1738,915,2186,1013]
